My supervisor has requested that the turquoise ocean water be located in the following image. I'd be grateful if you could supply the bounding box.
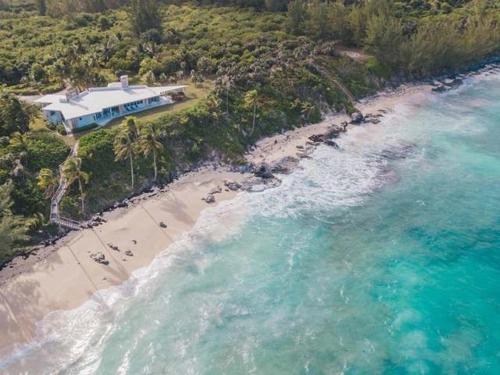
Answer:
[2,71,500,374]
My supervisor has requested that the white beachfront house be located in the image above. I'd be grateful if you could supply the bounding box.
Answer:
[36,76,186,133]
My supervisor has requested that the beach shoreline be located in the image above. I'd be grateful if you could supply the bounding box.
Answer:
[0,81,434,358]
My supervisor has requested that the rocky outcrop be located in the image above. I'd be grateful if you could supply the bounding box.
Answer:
[241,176,281,192]
[432,76,464,92]
[254,163,274,179]
[324,140,339,149]
[270,156,299,175]
[350,111,364,124]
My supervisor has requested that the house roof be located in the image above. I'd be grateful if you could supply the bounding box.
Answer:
[36,84,186,120]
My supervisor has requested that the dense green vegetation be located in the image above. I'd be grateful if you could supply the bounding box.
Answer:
[0,0,498,264]
[0,92,69,263]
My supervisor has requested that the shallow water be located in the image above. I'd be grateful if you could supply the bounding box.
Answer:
[2,71,500,374]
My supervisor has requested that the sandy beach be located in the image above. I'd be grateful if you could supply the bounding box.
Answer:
[0,83,431,357]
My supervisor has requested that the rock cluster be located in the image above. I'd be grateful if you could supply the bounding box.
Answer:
[90,252,109,265]
[350,112,364,124]
[270,156,299,175]
[432,76,464,92]
[107,243,119,251]
[254,163,274,179]
[202,184,224,204]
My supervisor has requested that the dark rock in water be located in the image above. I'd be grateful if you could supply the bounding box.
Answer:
[363,113,382,124]
[124,250,134,257]
[271,156,299,174]
[309,134,326,143]
[328,123,348,138]
[159,221,167,228]
[324,140,340,149]
[443,77,463,87]
[451,77,463,87]
[432,84,449,92]
[241,176,281,192]
[378,166,400,185]
[254,163,274,179]
[378,143,417,161]
[433,77,463,93]
[350,112,364,124]
[90,252,109,266]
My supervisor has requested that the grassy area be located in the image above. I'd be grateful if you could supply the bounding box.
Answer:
[29,113,76,147]
[105,80,213,126]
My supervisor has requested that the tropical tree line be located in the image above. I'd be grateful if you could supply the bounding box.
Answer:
[286,0,500,76]
[113,116,164,188]
[0,92,69,264]
[59,116,165,219]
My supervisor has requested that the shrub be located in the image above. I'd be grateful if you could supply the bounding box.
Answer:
[56,124,67,135]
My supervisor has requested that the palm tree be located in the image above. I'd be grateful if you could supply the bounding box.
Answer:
[37,168,57,198]
[9,131,29,153]
[221,75,232,114]
[206,95,222,127]
[138,123,163,182]
[243,89,259,135]
[62,157,89,215]
[114,118,138,189]
[123,116,138,139]
[0,181,28,260]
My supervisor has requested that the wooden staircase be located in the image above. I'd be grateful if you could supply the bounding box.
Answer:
[50,141,84,230]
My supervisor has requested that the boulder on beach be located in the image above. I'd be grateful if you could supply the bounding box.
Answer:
[202,194,216,203]
[90,252,109,265]
[107,243,120,251]
[224,180,242,191]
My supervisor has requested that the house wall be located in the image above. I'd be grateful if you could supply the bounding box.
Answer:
[43,110,63,124]
[72,114,97,129]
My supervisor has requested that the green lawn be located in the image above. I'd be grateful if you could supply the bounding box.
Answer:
[104,80,213,127]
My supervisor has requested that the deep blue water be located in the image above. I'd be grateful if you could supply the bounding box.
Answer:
[2,71,500,374]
